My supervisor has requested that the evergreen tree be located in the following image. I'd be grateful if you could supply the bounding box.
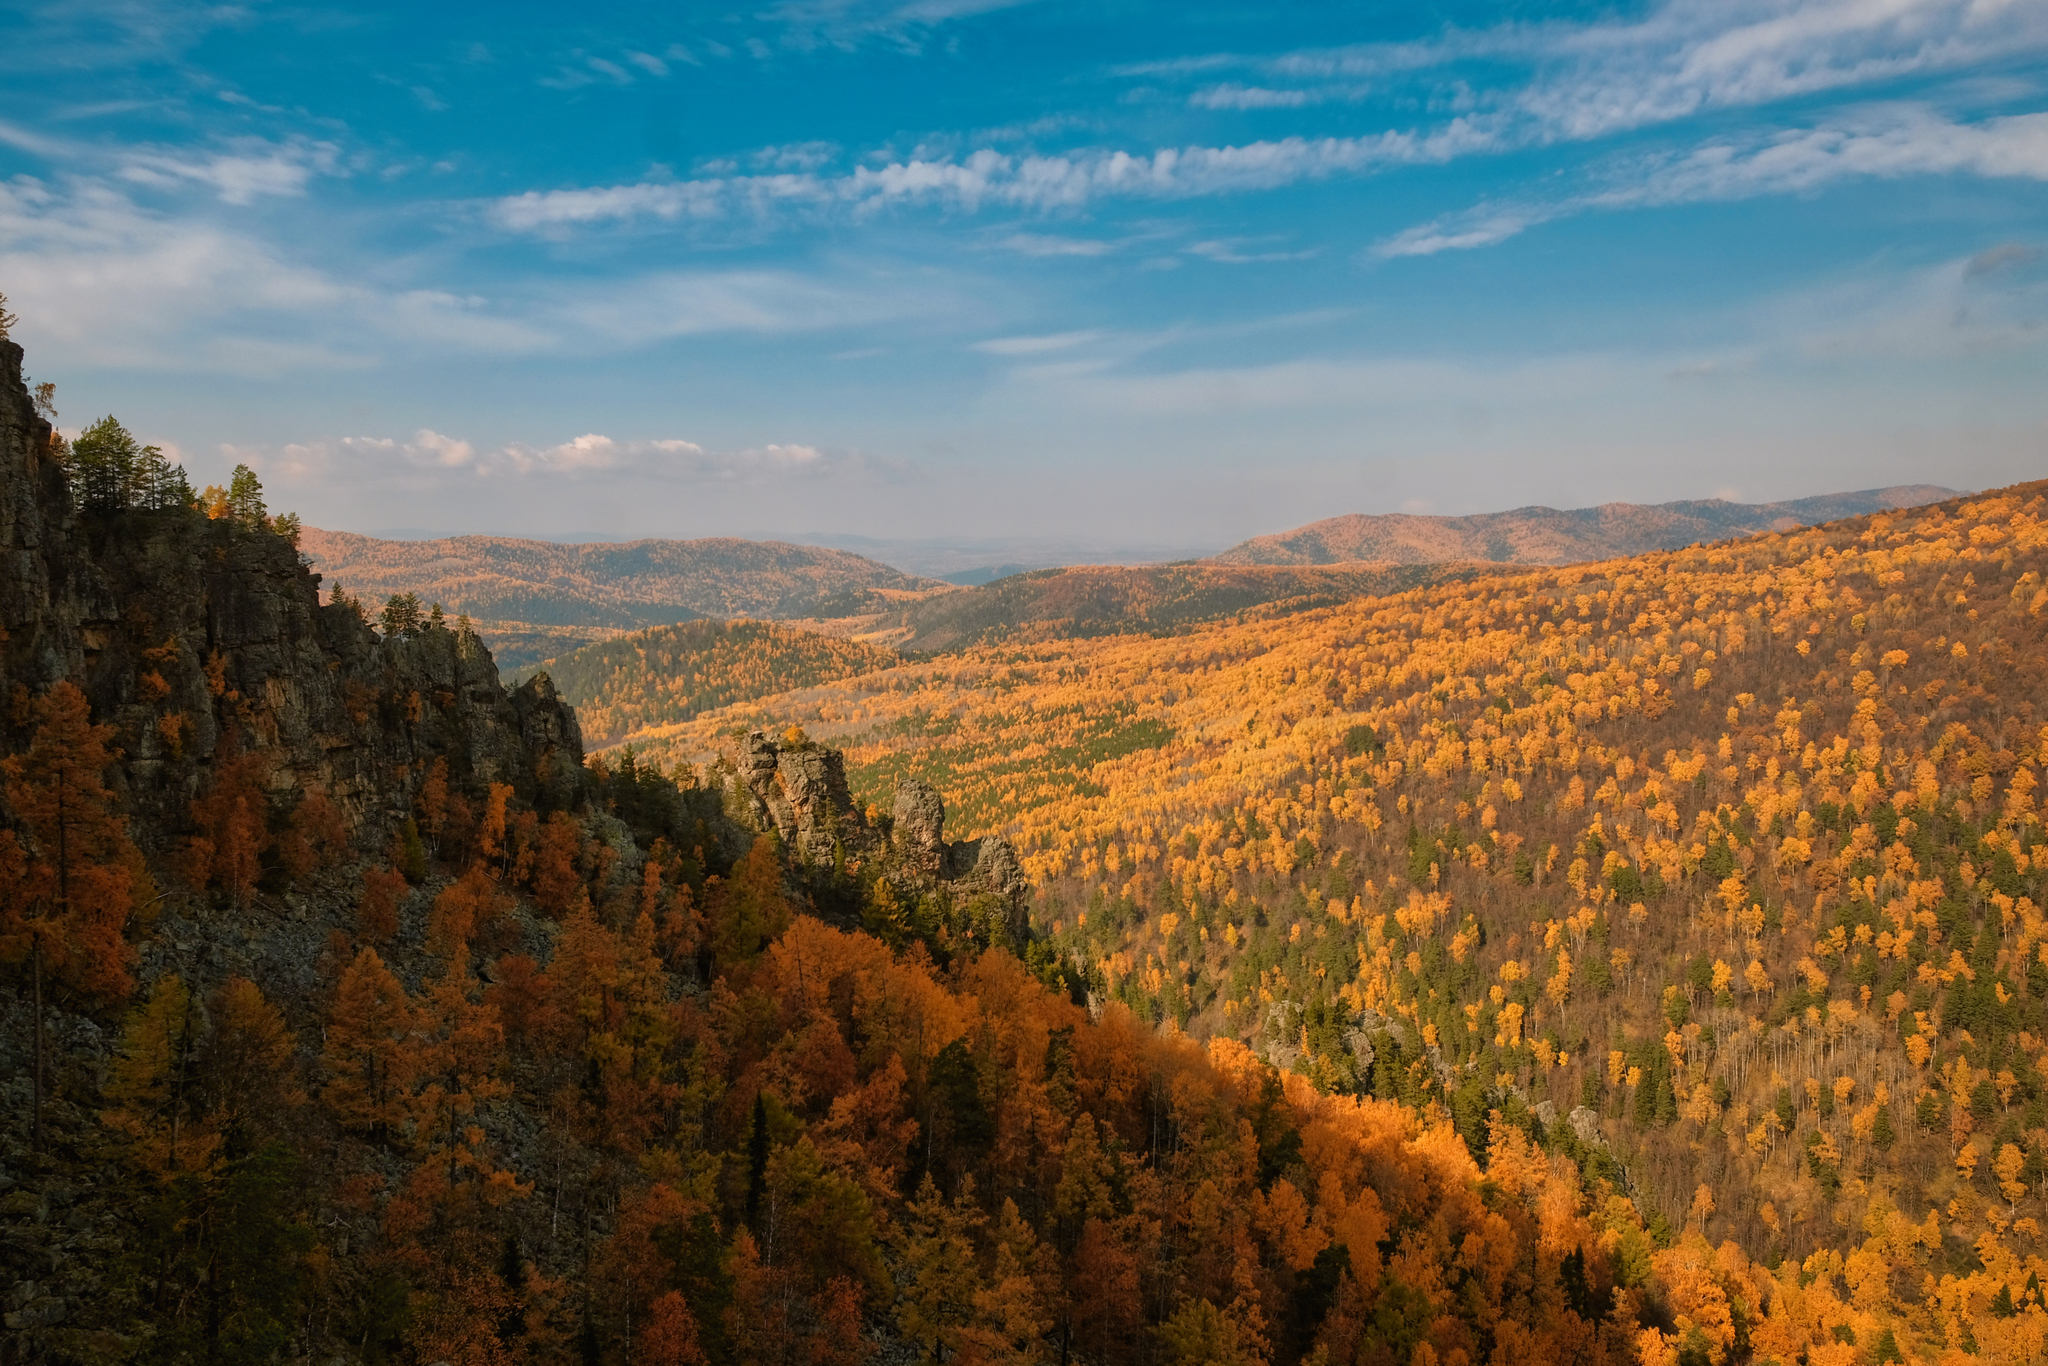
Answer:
[71,414,142,512]
[0,681,142,1148]
[381,592,424,638]
[226,462,267,528]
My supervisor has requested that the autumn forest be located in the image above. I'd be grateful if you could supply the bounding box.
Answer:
[5,328,2048,1366]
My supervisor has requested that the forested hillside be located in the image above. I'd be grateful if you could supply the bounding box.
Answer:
[1,336,1684,1366]
[519,618,902,747]
[9,317,2048,1366]
[1211,487,1957,568]
[793,561,1491,654]
[623,481,2048,1361]
[300,528,944,669]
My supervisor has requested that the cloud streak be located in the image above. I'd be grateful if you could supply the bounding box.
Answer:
[489,124,1494,231]
[1376,105,2048,256]
[255,430,912,489]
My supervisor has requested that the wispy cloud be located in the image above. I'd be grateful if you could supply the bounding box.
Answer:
[1376,106,2048,257]
[1189,85,1320,111]
[991,232,1117,257]
[972,330,1103,355]
[762,0,1046,52]
[255,430,911,488]
[489,124,1492,231]
[116,137,341,205]
[1187,237,1316,263]
[1177,0,2048,145]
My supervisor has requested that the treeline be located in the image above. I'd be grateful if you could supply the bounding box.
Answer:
[32,395,300,541]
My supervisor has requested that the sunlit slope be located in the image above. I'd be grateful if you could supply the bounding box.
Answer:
[300,527,945,667]
[1210,484,1959,566]
[624,482,2048,1259]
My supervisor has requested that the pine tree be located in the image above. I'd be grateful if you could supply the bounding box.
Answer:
[0,681,141,1147]
[380,592,424,639]
[226,462,267,528]
[70,415,141,512]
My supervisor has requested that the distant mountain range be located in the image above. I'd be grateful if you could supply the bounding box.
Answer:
[309,483,1969,669]
[1208,485,1960,566]
[299,529,942,669]
[812,561,1494,653]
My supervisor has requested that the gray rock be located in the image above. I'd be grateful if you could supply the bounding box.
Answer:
[3,1295,66,1330]
[0,333,583,864]
[1569,1105,1605,1148]
[892,780,947,878]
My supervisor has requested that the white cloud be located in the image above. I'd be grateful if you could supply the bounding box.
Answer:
[992,232,1116,256]
[116,137,341,204]
[1187,238,1317,263]
[1189,85,1318,110]
[489,125,1492,232]
[482,3,2046,242]
[1376,106,2048,256]
[762,0,1044,52]
[410,429,475,467]
[972,330,1103,355]
[1199,0,2048,145]
[557,269,919,343]
[246,430,910,490]
[0,171,556,373]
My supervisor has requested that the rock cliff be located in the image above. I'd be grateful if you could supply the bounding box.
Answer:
[0,338,583,854]
[722,730,1030,931]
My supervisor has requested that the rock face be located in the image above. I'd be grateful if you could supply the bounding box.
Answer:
[0,338,583,852]
[891,779,947,877]
[723,730,1029,931]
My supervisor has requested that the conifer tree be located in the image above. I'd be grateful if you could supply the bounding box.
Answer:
[226,462,267,528]
[70,415,142,512]
[0,681,141,1147]
[320,946,417,1138]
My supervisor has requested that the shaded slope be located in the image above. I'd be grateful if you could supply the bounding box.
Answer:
[518,618,902,747]
[1211,484,1960,566]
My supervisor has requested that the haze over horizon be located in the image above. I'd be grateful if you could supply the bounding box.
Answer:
[2,0,2043,543]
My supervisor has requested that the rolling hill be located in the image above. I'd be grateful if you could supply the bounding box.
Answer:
[1210,484,1959,566]
[594,479,2048,1310]
[514,618,902,747]
[798,560,1497,653]
[299,528,945,668]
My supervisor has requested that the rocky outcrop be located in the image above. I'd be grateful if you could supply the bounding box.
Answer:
[722,730,1029,934]
[0,338,582,852]
[891,779,946,877]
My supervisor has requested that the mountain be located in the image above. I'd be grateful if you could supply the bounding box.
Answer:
[514,618,902,748]
[1209,485,1960,566]
[8,324,2045,1362]
[787,530,1220,577]
[605,477,2048,1334]
[809,560,1495,653]
[0,334,1660,1366]
[298,527,945,669]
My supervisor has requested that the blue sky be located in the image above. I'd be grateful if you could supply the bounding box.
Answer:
[1,0,2044,548]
